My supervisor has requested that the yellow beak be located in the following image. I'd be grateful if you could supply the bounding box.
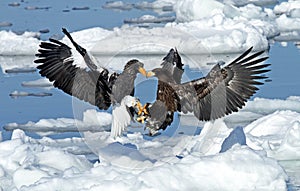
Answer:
[146,71,155,78]
[138,67,147,77]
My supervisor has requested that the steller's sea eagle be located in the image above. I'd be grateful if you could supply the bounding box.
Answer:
[144,47,270,136]
[34,28,148,138]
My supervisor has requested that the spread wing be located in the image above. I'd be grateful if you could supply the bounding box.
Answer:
[178,47,270,121]
[161,48,184,84]
[34,37,118,110]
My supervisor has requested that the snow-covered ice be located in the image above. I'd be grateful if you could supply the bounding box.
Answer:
[0,31,40,56]
[0,126,288,190]
[3,96,300,189]
[4,109,112,136]
[245,110,300,160]
[0,0,299,60]
[21,78,53,88]
[9,91,52,98]
[0,0,291,57]
[124,15,175,24]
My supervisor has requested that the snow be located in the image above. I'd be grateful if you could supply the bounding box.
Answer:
[102,1,134,11]
[223,0,278,7]
[245,110,300,160]
[9,90,52,98]
[0,31,40,56]
[4,109,112,136]
[0,130,92,190]
[0,127,288,190]
[102,0,175,12]
[174,0,225,21]
[21,78,53,88]
[0,56,35,74]
[4,96,300,189]
[124,15,176,24]
[274,0,300,15]
[276,14,300,32]
[0,0,299,61]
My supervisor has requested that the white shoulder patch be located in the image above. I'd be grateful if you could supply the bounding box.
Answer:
[110,103,131,138]
[69,48,85,68]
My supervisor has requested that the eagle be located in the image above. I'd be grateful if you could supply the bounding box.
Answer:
[34,28,148,137]
[143,47,270,136]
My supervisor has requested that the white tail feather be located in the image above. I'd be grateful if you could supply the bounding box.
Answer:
[110,103,131,138]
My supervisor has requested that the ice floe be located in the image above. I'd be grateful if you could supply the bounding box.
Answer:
[8,2,21,7]
[0,21,13,27]
[223,0,278,7]
[21,78,53,88]
[4,109,112,136]
[3,96,299,190]
[0,0,299,58]
[0,30,40,56]
[102,0,175,12]
[5,97,300,161]
[102,1,134,11]
[124,15,176,24]
[2,0,300,58]
[5,67,37,74]
[274,0,300,15]
[0,126,288,190]
[9,91,52,98]
[245,110,300,160]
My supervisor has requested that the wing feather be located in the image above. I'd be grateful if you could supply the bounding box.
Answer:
[161,48,184,84]
[178,47,270,121]
[35,38,112,110]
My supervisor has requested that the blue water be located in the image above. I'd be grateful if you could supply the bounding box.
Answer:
[0,0,159,40]
[258,43,300,99]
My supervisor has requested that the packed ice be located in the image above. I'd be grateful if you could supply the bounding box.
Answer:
[0,0,299,58]
[4,95,300,190]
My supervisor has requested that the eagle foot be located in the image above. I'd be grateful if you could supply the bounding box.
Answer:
[136,115,147,123]
[136,102,149,115]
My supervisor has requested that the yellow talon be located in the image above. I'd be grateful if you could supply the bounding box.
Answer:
[142,104,149,115]
[136,102,143,115]
[136,102,149,115]
[137,116,146,123]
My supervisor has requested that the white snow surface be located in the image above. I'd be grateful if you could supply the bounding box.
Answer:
[274,0,300,15]
[4,109,112,136]
[0,127,288,190]
[0,31,40,56]
[4,96,300,190]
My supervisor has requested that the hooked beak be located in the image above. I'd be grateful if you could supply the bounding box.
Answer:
[138,67,147,77]
[145,71,155,78]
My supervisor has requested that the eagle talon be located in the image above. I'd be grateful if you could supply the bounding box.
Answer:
[137,116,146,123]
[136,102,149,115]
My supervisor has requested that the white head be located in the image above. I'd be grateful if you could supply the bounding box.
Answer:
[122,95,139,107]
